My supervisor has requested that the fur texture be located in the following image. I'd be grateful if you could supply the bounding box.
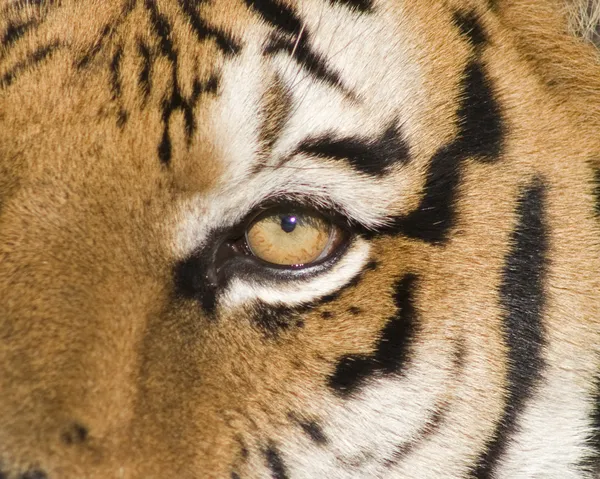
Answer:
[1,0,600,478]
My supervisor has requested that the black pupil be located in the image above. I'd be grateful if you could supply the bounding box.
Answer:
[280,215,298,233]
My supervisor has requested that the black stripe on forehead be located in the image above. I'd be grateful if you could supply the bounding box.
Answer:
[264,34,348,94]
[328,0,375,13]
[1,18,37,48]
[76,2,136,69]
[0,42,61,88]
[244,0,302,35]
[144,0,221,164]
[296,121,410,176]
[472,179,547,478]
[245,0,351,95]
[453,10,487,49]
[368,60,504,243]
[177,0,241,55]
[328,273,418,397]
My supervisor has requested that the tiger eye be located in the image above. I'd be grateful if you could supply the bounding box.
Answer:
[245,211,341,266]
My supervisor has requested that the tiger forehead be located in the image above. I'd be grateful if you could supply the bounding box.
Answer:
[0,0,505,263]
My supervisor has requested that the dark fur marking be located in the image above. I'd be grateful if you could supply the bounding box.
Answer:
[455,61,504,161]
[365,260,379,270]
[1,19,36,48]
[580,374,600,473]
[369,61,503,243]
[246,0,350,94]
[137,39,152,102]
[177,0,241,55]
[453,11,487,48]
[75,2,135,69]
[76,24,111,69]
[297,121,410,176]
[244,0,302,36]
[348,306,361,315]
[321,311,334,319]
[328,0,374,12]
[231,474,241,479]
[264,444,290,479]
[251,303,309,335]
[145,0,220,163]
[299,421,328,445]
[109,45,129,127]
[0,42,60,88]
[472,179,547,478]
[265,34,348,95]
[61,422,89,446]
[329,274,417,397]
[173,251,218,314]
[144,0,176,61]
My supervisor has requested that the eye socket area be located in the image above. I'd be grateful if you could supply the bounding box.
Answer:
[242,209,347,268]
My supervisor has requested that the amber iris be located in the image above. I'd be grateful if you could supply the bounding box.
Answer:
[245,211,342,266]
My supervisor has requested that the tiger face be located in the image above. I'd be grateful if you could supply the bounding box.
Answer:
[1,0,600,477]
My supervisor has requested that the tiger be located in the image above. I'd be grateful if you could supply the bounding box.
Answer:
[1,0,600,477]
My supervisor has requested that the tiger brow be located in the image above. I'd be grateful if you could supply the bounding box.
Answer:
[292,122,411,176]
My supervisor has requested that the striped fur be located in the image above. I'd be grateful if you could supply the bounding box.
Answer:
[0,0,600,478]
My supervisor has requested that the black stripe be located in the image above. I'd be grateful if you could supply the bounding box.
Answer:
[145,0,177,62]
[472,179,547,478]
[177,0,241,55]
[584,169,600,472]
[244,0,302,36]
[1,19,36,48]
[265,34,347,93]
[173,248,219,314]
[0,42,60,88]
[110,46,123,99]
[109,45,128,127]
[455,61,504,161]
[453,10,487,48]
[328,273,418,397]
[300,420,328,445]
[76,25,111,69]
[264,444,289,479]
[328,0,374,12]
[137,39,152,102]
[75,2,135,69]
[145,0,220,163]
[297,121,410,176]
[368,60,504,243]
[246,0,349,94]
[581,374,600,473]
